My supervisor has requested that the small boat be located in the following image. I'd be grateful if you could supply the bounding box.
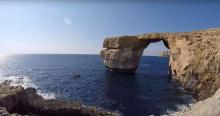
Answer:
[73,73,80,78]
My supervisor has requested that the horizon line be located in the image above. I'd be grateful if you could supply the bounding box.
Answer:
[0,53,160,56]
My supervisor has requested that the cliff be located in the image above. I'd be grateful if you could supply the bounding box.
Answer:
[100,28,220,100]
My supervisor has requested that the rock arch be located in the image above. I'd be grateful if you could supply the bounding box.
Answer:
[100,36,169,74]
[100,28,220,100]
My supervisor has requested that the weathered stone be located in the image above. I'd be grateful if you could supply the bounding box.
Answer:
[100,28,220,100]
[0,82,27,113]
[169,88,220,116]
[0,82,119,116]
[101,36,150,74]
[0,107,23,116]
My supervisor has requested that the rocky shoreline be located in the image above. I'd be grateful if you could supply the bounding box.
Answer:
[167,88,220,116]
[101,28,220,100]
[1,28,219,116]
[1,77,219,116]
[100,28,220,116]
[0,81,119,116]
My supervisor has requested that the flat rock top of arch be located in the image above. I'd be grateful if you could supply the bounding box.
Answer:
[103,28,220,49]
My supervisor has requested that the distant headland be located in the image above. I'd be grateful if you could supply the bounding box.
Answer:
[159,51,170,57]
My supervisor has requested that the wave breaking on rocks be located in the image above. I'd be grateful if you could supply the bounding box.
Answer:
[0,81,119,116]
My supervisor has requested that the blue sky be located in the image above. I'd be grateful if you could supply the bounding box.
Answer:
[0,1,220,55]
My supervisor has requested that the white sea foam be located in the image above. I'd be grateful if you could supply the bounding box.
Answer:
[38,90,56,99]
[165,104,192,115]
[0,73,55,99]
[0,75,37,89]
[164,87,195,116]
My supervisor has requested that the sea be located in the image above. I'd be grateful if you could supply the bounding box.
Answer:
[0,54,194,116]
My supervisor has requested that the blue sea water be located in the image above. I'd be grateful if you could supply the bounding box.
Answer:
[0,54,193,116]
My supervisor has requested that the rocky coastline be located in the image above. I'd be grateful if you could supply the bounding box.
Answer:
[101,28,220,100]
[101,28,220,116]
[168,88,220,116]
[0,81,118,116]
[1,28,219,116]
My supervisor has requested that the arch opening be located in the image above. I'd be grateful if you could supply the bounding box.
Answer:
[100,36,171,74]
[136,40,171,76]
[142,41,169,56]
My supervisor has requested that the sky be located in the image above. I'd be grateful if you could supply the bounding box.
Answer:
[0,1,220,56]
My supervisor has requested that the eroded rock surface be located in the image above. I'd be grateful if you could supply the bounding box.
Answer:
[100,36,150,74]
[0,82,119,116]
[100,28,220,100]
[169,88,220,116]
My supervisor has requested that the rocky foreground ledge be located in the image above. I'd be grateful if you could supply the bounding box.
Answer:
[0,81,118,116]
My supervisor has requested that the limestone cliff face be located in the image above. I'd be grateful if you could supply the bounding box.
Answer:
[100,28,220,100]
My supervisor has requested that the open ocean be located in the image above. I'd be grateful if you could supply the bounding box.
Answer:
[0,54,193,116]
